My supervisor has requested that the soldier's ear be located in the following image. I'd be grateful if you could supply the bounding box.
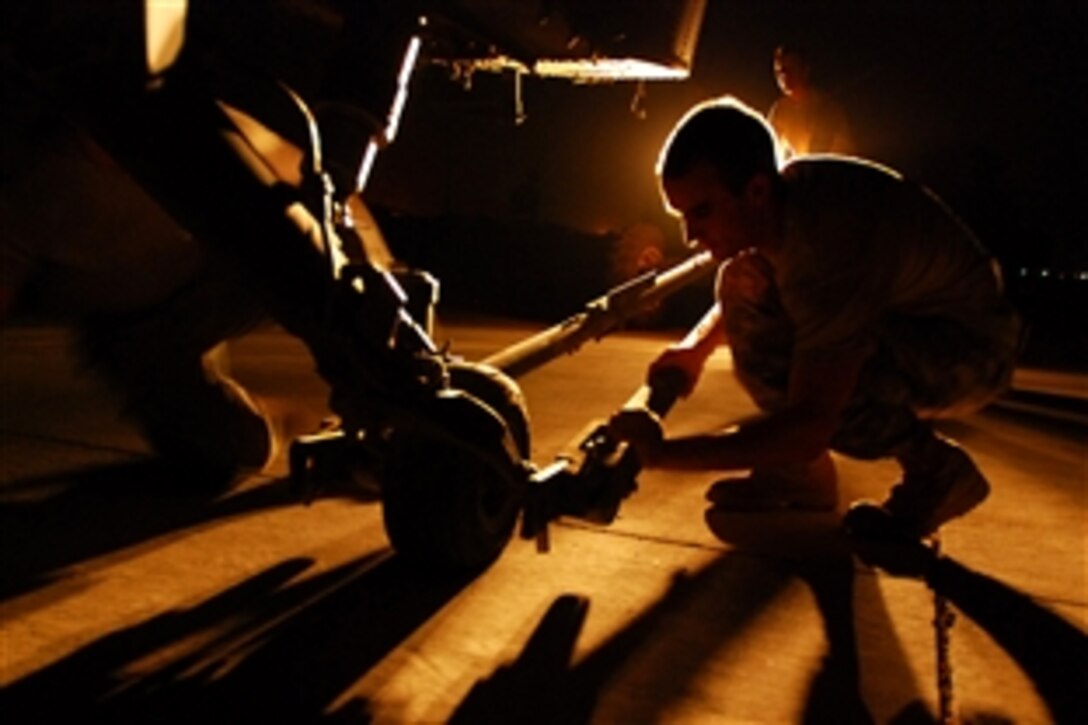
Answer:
[743,172,773,206]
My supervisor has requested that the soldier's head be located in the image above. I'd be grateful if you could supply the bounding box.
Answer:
[656,97,782,260]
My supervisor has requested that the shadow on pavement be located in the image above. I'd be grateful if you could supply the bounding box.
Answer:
[1,550,479,723]
[0,459,376,605]
[706,510,881,724]
[709,508,1088,723]
[853,534,1088,724]
[2,461,290,603]
[450,551,794,724]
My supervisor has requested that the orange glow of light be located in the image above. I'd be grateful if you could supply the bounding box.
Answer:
[456,56,691,83]
[145,0,188,76]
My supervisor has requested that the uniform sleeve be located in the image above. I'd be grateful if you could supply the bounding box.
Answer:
[778,238,890,353]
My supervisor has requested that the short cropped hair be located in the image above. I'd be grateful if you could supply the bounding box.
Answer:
[657,97,780,195]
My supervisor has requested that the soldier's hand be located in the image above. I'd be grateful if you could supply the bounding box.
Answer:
[608,408,663,465]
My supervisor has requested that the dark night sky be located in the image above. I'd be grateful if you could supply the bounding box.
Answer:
[369,0,1086,271]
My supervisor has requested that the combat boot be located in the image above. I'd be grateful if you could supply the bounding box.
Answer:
[877,430,990,537]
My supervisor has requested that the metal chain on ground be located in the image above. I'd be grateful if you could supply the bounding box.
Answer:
[932,535,957,723]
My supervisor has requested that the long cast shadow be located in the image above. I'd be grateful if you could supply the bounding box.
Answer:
[0,459,372,605]
[450,549,795,724]
[854,537,1088,725]
[1,549,478,723]
[793,557,876,724]
[711,509,1088,723]
[706,509,881,724]
[450,510,910,723]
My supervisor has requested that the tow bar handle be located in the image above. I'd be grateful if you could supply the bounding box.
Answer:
[520,365,689,551]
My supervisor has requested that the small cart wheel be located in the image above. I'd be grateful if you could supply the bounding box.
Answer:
[380,362,530,570]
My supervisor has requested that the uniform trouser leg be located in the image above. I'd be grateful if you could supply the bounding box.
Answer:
[832,314,1015,461]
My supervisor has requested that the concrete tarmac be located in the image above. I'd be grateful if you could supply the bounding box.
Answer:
[1,318,1085,723]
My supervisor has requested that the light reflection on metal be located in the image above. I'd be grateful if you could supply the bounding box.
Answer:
[386,34,423,144]
[356,30,423,193]
[438,0,706,83]
[514,68,527,125]
[535,57,691,82]
[483,250,715,378]
[456,55,693,83]
[217,100,305,187]
[355,139,380,193]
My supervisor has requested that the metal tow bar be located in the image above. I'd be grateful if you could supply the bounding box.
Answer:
[483,251,714,379]
[475,251,715,553]
[288,251,715,569]
[519,366,688,552]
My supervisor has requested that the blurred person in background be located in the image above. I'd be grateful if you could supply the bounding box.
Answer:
[767,43,855,158]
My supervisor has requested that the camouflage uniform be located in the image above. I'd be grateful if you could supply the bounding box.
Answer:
[718,158,1021,461]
